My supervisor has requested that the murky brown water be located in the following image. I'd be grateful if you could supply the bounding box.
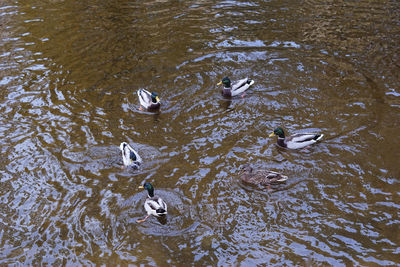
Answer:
[1,0,399,265]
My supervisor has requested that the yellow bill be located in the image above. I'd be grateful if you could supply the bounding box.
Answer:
[217,81,222,85]
[269,132,275,137]
[156,96,160,102]
[138,185,144,189]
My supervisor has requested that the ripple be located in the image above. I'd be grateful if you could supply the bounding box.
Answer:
[0,0,399,265]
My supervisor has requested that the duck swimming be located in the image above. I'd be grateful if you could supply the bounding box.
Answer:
[217,77,254,97]
[137,89,160,110]
[269,127,324,149]
[120,142,142,169]
[137,182,167,223]
[239,164,288,186]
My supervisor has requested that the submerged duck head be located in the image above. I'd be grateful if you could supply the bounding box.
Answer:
[217,77,232,88]
[269,127,285,138]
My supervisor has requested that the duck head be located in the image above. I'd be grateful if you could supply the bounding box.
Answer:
[217,77,231,88]
[151,92,160,103]
[239,164,253,174]
[269,127,285,138]
[139,182,155,197]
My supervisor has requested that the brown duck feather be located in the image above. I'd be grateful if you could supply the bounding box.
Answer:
[239,164,288,186]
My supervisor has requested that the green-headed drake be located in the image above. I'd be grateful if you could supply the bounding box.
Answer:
[269,127,324,149]
[217,77,254,97]
[137,89,160,110]
[137,182,167,223]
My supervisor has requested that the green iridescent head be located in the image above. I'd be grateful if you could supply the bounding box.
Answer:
[269,127,285,138]
[218,77,231,88]
[139,182,154,197]
[151,92,160,103]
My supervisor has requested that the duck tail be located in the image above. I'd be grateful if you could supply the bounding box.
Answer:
[277,175,288,182]
[247,79,255,86]
[156,208,166,215]
[313,134,324,141]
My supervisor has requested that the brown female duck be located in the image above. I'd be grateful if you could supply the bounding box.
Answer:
[239,164,288,186]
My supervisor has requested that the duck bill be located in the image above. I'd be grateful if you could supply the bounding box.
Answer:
[217,81,222,86]
[155,96,160,102]
[269,132,275,137]
[138,185,144,189]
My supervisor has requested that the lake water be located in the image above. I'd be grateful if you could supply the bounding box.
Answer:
[0,0,399,265]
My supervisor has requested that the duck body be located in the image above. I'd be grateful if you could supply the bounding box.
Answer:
[144,195,168,218]
[137,182,167,223]
[269,127,324,149]
[120,142,142,169]
[137,89,161,110]
[239,164,288,186]
[218,77,254,97]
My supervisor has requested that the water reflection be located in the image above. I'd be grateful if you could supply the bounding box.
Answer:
[0,0,399,265]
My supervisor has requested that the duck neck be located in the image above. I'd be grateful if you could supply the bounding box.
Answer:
[147,188,154,198]
[222,88,232,96]
[277,137,286,147]
[277,132,285,138]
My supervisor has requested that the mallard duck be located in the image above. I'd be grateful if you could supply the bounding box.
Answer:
[137,89,160,110]
[217,77,254,97]
[137,182,167,223]
[239,164,288,186]
[120,142,142,169]
[269,127,324,149]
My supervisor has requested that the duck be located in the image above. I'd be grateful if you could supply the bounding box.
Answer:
[137,182,167,223]
[269,127,324,149]
[137,89,160,110]
[217,77,254,97]
[119,142,142,169]
[239,164,288,186]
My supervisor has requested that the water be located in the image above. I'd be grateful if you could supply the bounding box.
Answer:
[0,0,399,265]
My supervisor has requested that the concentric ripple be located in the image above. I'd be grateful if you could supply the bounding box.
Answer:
[0,0,399,265]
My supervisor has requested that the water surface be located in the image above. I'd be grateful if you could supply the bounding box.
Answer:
[0,0,399,265]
